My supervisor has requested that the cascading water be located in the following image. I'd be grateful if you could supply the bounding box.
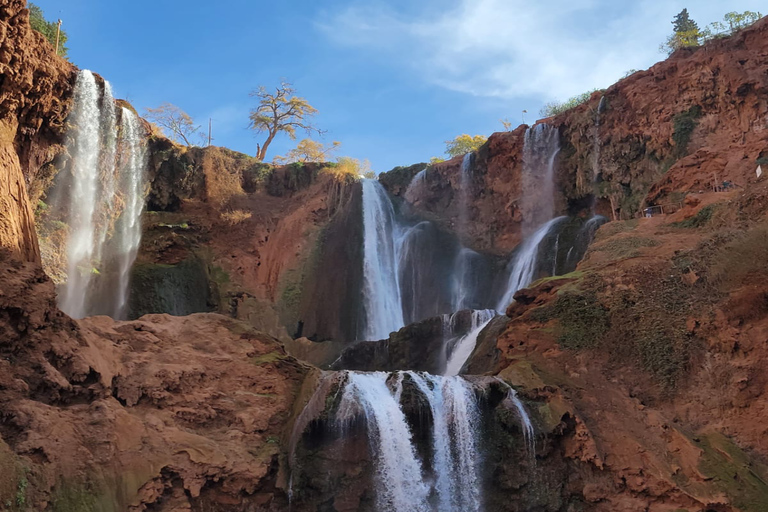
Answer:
[54,69,147,320]
[60,70,103,319]
[337,372,431,512]
[496,216,566,312]
[291,371,534,511]
[444,309,496,376]
[404,167,427,204]
[112,108,147,319]
[407,372,483,511]
[458,152,473,232]
[361,179,404,339]
[521,124,560,236]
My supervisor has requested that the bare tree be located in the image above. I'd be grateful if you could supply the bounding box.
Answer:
[249,81,322,161]
[144,103,200,146]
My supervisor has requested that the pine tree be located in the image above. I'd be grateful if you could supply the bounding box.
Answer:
[673,8,699,34]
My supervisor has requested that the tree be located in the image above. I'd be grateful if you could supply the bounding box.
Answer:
[661,8,701,54]
[701,11,763,40]
[249,81,322,162]
[143,103,201,146]
[445,134,487,158]
[673,8,699,33]
[273,139,341,165]
[29,3,68,56]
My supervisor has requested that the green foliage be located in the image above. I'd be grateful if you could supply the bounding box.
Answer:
[15,477,27,508]
[249,81,322,161]
[539,89,600,117]
[273,139,340,165]
[592,236,661,260]
[672,105,702,157]
[444,134,487,158]
[429,156,445,165]
[532,292,610,350]
[673,8,699,33]
[661,10,763,54]
[671,204,716,228]
[29,3,68,56]
[330,156,371,179]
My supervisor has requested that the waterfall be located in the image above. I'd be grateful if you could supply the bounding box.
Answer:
[55,69,147,320]
[290,371,535,510]
[361,179,404,339]
[451,247,481,311]
[496,217,566,312]
[60,70,103,319]
[336,371,484,512]
[521,124,560,236]
[404,168,427,204]
[444,309,496,376]
[337,372,431,512]
[458,152,473,233]
[407,373,483,511]
[112,108,147,319]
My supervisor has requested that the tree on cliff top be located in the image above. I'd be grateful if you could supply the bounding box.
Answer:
[273,138,340,165]
[249,81,323,162]
[143,103,201,146]
[29,3,68,57]
[445,134,487,158]
[660,8,701,54]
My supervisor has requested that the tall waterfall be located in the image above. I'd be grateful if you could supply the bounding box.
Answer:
[496,216,566,312]
[112,109,147,319]
[521,124,560,236]
[361,179,404,339]
[60,70,102,319]
[56,69,147,319]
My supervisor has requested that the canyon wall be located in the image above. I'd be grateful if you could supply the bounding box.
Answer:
[0,0,74,262]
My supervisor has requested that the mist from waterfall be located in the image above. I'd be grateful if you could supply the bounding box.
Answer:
[56,69,147,320]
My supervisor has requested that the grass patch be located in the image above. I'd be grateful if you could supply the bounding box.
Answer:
[710,222,768,291]
[671,204,717,229]
[593,219,639,240]
[592,236,660,260]
[531,292,609,350]
[250,351,289,365]
[220,209,252,225]
[691,432,768,510]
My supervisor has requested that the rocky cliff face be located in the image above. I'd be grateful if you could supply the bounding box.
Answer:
[0,1,74,263]
[380,18,768,256]
[0,250,311,510]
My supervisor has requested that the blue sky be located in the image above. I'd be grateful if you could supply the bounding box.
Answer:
[35,0,764,172]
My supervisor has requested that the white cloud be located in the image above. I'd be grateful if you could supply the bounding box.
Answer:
[318,0,765,102]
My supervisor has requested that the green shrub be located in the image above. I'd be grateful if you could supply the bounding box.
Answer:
[540,89,602,117]
[672,105,702,157]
